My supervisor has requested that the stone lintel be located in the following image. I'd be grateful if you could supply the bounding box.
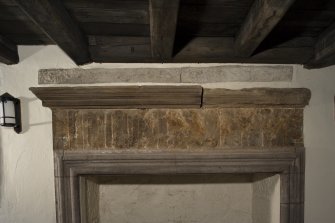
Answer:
[38,65,293,84]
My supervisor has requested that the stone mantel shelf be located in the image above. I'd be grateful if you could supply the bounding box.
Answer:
[30,86,311,109]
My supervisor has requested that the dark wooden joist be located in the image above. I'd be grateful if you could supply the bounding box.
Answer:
[14,0,91,65]
[89,36,152,62]
[149,0,179,60]
[89,36,314,64]
[305,23,335,69]
[0,35,19,64]
[174,37,313,63]
[235,0,296,57]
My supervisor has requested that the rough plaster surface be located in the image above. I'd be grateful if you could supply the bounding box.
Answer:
[98,175,252,223]
[85,174,279,223]
[38,65,292,84]
[252,174,280,223]
[0,45,335,223]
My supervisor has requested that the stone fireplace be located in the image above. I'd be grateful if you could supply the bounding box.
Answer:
[31,86,310,223]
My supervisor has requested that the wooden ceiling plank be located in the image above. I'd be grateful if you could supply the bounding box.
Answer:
[149,0,179,60]
[235,0,296,57]
[14,0,91,65]
[305,23,335,69]
[0,35,19,64]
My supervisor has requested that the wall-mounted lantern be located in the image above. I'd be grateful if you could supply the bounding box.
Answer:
[0,93,22,133]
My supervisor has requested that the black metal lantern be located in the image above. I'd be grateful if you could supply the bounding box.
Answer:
[0,93,22,133]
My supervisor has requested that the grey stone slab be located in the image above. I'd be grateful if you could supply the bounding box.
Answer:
[181,65,293,83]
[38,68,181,84]
[38,65,293,84]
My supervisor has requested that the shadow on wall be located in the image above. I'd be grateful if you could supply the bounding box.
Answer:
[20,97,51,134]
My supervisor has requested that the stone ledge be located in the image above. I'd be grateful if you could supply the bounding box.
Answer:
[30,85,203,109]
[30,86,311,109]
[203,88,311,108]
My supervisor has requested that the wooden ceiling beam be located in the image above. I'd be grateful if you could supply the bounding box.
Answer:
[235,0,296,57]
[89,36,313,64]
[14,0,91,65]
[305,23,335,69]
[149,0,179,61]
[0,35,19,65]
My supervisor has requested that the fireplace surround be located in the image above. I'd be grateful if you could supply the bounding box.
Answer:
[31,86,310,223]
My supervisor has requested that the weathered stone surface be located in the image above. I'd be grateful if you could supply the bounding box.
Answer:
[39,65,293,84]
[53,108,303,151]
[68,110,84,149]
[39,68,181,84]
[52,110,69,150]
[181,65,293,83]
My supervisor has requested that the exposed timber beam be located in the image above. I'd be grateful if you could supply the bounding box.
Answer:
[14,0,91,65]
[235,0,296,57]
[0,35,19,65]
[89,36,313,64]
[149,0,179,61]
[305,23,335,69]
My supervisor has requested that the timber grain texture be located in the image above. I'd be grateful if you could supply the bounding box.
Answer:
[30,86,311,109]
[149,0,179,60]
[235,0,296,57]
[30,85,203,109]
[14,0,91,65]
[203,88,311,108]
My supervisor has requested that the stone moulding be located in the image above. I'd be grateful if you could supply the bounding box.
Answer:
[54,148,305,223]
[29,86,311,109]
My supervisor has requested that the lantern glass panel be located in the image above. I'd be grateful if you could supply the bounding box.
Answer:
[0,100,16,126]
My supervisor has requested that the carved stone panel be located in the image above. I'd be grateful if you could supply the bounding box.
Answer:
[53,108,303,151]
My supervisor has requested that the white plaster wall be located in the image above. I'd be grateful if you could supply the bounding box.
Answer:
[99,176,252,223]
[0,45,334,223]
[252,174,280,223]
